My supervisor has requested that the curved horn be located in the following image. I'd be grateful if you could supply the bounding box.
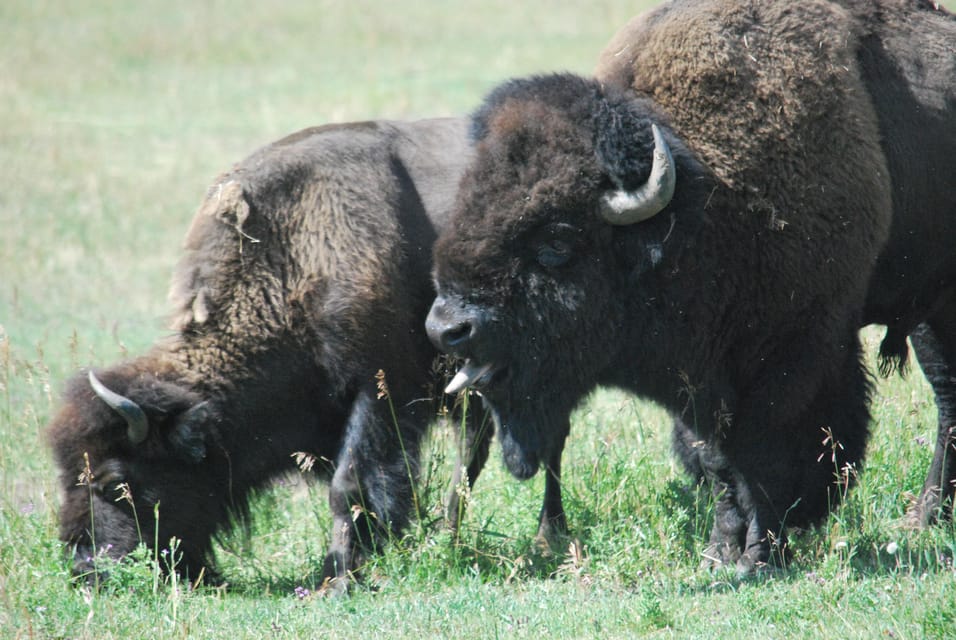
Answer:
[88,371,149,444]
[600,124,677,225]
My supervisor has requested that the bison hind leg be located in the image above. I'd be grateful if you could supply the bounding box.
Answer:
[907,314,956,527]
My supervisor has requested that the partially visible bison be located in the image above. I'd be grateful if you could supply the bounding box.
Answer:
[47,117,499,592]
[427,0,955,575]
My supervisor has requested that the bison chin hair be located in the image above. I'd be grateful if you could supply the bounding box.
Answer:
[485,392,575,480]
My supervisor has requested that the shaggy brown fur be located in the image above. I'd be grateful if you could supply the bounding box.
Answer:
[599,0,956,533]
[429,0,954,576]
[48,118,492,591]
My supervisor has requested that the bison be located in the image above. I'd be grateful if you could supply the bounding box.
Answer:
[47,117,506,592]
[427,0,956,575]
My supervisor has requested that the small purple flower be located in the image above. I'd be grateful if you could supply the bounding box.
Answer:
[294,586,310,600]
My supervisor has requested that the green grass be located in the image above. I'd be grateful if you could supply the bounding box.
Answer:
[2,2,954,638]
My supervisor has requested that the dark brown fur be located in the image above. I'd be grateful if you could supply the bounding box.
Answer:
[48,118,490,591]
[429,0,955,575]
[598,0,956,532]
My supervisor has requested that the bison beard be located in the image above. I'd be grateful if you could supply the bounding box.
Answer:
[46,117,507,593]
[429,0,956,576]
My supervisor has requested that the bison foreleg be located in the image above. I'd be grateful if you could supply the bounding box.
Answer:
[445,397,495,533]
[673,416,750,567]
[726,335,871,576]
[908,317,956,527]
[322,385,429,594]
[692,441,748,569]
[703,461,791,577]
[535,416,570,546]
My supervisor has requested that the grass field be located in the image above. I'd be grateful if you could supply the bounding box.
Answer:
[2,2,955,638]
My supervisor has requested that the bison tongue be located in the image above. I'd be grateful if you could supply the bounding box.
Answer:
[444,360,494,395]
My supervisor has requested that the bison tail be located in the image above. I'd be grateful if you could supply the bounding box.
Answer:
[877,326,910,378]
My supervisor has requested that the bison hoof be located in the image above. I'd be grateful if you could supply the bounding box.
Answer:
[903,488,952,529]
[445,490,466,534]
[531,530,565,557]
[532,512,569,556]
[320,549,360,596]
[734,542,788,578]
[536,513,568,541]
[699,542,741,571]
[734,553,766,578]
[318,575,353,598]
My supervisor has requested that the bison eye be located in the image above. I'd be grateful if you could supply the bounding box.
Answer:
[91,459,127,498]
[536,241,572,268]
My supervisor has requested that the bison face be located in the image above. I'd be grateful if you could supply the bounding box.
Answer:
[427,225,619,479]
[428,74,685,479]
[47,365,222,584]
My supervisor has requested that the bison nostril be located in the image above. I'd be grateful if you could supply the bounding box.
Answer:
[426,297,483,354]
[442,321,473,350]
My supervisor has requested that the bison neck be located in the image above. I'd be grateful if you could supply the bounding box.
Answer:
[162,337,348,487]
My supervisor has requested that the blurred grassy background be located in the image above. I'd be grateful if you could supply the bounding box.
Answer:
[1,2,954,638]
[1,0,644,359]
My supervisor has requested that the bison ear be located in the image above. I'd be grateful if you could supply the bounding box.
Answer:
[166,401,210,464]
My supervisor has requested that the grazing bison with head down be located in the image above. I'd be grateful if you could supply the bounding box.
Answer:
[47,117,497,591]
[427,0,956,574]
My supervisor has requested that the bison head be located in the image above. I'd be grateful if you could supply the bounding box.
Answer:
[427,74,708,480]
[47,362,223,584]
